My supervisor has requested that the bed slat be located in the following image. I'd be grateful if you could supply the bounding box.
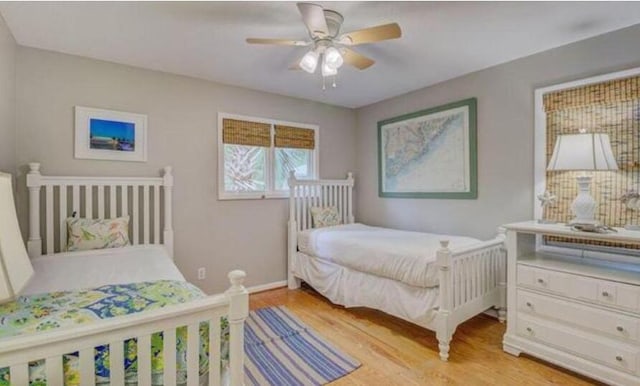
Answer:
[45,184,54,254]
[79,348,95,386]
[163,328,177,385]
[85,185,93,218]
[121,186,129,218]
[110,340,125,385]
[109,185,117,218]
[46,355,64,385]
[143,185,150,244]
[59,185,67,251]
[10,363,28,386]
[154,185,160,244]
[210,316,222,386]
[72,185,80,216]
[187,322,200,386]
[302,185,308,230]
[97,185,105,219]
[133,186,139,244]
[138,334,152,385]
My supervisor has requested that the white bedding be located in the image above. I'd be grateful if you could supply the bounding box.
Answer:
[292,252,440,326]
[22,245,185,295]
[298,223,480,288]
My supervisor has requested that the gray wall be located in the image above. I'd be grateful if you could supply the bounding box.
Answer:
[355,24,640,240]
[0,14,15,174]
[15,47,357,293]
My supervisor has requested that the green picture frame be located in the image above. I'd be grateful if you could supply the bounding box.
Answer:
[378,97,477,199]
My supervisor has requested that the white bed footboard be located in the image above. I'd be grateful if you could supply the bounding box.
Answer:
[0,271,249,386]
[435,231,507,360]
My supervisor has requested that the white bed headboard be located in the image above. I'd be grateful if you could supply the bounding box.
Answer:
[26,163,174,258]
[287,171,355,232]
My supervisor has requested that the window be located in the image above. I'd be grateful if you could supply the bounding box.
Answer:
[218,113,318,199]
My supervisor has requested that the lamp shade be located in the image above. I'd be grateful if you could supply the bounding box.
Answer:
[299,50,319,74]
[547,133,618,171]
[0,172,34,304]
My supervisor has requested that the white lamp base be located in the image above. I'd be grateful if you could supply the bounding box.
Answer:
[569,175,599,225]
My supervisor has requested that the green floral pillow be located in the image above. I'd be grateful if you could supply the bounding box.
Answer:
[310,206,342,228]
[66,216,130,252]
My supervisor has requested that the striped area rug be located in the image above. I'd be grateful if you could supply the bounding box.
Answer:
[244,306,361,386]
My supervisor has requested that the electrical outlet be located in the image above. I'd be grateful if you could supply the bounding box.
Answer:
[197,267,206,280]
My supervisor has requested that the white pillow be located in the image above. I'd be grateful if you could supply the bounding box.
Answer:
[66,216,130,252]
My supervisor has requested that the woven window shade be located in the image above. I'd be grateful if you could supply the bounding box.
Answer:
[274,125,315,150]
[544,76,640,112]
[542,75,640,249]
[222,119,271,147]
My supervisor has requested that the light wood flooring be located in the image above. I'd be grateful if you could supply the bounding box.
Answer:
[250,284,602,385]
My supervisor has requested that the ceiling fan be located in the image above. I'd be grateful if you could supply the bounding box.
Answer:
[246,3,402,87]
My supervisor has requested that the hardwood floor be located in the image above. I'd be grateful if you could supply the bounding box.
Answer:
[250,284,602,385]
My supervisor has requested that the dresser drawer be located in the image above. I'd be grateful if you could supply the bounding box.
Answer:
[518,289,640,342]
[518,264,640,312]
[517,264,573,295]
[517,314,639,374]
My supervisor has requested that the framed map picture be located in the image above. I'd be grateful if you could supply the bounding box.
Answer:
[378,98,477,199]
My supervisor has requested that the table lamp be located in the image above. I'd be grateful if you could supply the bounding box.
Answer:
[0,172,34,304]
[547,132,618,225]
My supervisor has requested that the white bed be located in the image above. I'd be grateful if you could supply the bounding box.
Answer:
[287,172,507,361]
[0,163,248,386]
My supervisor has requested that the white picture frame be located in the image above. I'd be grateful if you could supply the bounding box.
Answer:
[74,106,148,162]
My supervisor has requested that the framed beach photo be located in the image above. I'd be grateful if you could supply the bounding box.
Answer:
[378,98,477,199]
[74,106,147,162]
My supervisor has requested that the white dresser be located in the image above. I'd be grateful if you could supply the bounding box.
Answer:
[502,221,640,385]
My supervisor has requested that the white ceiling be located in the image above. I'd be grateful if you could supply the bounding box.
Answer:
[2,2,640,108]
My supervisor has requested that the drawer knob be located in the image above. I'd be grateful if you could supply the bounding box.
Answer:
[526,302,532,308]
[537,278,545,284]
[617,326,625,332]
[526,327,533,333]
[602,291,610,297]
[616,355,623,362]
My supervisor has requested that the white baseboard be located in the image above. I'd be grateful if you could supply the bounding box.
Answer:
[246,280,287,294]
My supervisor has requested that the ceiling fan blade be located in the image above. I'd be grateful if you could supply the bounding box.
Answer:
[341,48,375,70]
[297,2,329,37]
[338,23,402,45]
[246,38,310,46]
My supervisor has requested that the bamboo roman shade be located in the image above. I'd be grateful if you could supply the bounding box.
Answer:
[543,76,640,113]
[222,118,271,147]
[542,75,640,249]
[274,125,315,150]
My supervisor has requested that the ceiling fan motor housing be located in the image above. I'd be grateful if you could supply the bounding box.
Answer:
[323,9,344,38]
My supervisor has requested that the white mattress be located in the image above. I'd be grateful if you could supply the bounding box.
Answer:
[22,245,185,295]
[292,252,440,327]
[298,223,480,288]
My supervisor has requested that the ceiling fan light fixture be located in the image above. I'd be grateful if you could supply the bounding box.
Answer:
[321,59,338,77]
[324,46,343,69]
[299,50,319,73]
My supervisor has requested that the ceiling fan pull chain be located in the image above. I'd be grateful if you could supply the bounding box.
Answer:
[332,75,337,88]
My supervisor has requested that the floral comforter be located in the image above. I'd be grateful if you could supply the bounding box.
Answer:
[0,280,229,386]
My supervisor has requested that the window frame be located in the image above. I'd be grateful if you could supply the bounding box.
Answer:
[217,112,319,200]
[534,66,640,264]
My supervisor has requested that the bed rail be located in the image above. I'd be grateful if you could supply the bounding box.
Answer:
[0,270,248,386]
[26,162,174,258]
